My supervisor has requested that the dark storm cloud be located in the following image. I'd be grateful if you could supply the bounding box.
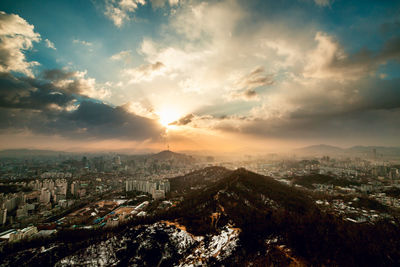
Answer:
[63,101,162,140]
[380,20,400,35]
[0,70,163,141]
[211,74,400,143]
[358,78,400,110]
[244,89,257,98]
[0,72,74,110]
[380,36,400,60]
[41,68,101,96]
[293,77,400,119]
[230,66,274,100]
[326,34,400,76]
[170,114,194,126]
[42,69,75,82]
[239,67,274,89]
[238,108,400,143]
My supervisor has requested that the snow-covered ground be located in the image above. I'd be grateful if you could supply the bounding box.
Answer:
[178,225,241,266]
[55,221,240,267]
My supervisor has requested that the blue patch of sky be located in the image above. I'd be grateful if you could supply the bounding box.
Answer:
[1,0,170,83]
[243,0,399,54]
[378,62,400,80]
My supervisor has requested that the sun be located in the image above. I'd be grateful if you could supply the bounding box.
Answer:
[157,108,181,128]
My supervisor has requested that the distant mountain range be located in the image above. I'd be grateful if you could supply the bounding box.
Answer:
[1,145,400,159]
[0,148,194,159]
[0,149,70,158]
[295,144,400,157]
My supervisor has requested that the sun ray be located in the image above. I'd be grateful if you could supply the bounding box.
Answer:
[157,107,181,128]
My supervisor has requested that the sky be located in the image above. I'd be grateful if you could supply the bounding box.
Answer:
[0,0,399,153]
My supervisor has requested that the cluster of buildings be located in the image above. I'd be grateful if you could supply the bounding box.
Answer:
[372,166,400,180]
[315,197,393,224]
[60,200,122,226]
[40,172,72,179]
[0,192,26,226]
[0,226,38,242]
[56,198,151,229]
[70,181,86,198]
[0,179,70,226]
[126,179,170,199]
[29,179,69,203]
[0,226,58,243]
[103,201,150,228]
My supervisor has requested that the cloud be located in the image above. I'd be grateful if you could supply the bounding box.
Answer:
[0,11,161,143]
[73,39,92,46]
[104,0,146,27]
[170,0,244,41]
[229,66,274,100]
[238,108,400,144]
[380,35,400,60]
[119,0,400,146]
[0,69,163,141]
[0,72,75,111]
[64,100,162,140]
[313,0,332,7]
[0,68,113,111]
[0,11,41,77]
[133,0,250,97]
[229,88,259,101]
[304,32,400,81]
[236,67,274,89]
[44,39,56,50]
[3,1,396,148]
[199,73,400,145]
[123,61,166,83]
[122,101,155,119]
[150,0,179,9]
[110,50,132,63]
[42,69,111,99]
[170,113,194,126]
[380,20,400,35]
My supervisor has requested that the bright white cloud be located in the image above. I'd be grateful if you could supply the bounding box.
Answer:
[304,32,376,81]
[124,61,166,83]
[96,0,399,146]
[0,11,41,77]
[123,101,156,119]
[73,39,92,46]
[104,0,146,27]
[171,0,243,41]
[110,50,132,63]
[150,0,179,8]
[132,1,378,126]
[44,38,56,50]
[48,69,111,99]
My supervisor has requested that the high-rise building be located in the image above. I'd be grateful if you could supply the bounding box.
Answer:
[40,188,51,204]
[125,179,170,199]
[71,181,80,196]
[114,156,121,165]
[0,208,6,225]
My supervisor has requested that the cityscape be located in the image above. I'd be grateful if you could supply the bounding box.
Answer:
[0,146,400,265]
[1,0,400,266]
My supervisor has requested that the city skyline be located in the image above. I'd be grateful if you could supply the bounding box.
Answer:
[0,0,399,153]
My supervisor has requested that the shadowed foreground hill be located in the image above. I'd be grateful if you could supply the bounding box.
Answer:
[166,168,400,266]
[168,166,233,193]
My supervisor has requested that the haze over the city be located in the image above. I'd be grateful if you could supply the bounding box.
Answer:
[0,0,399,153]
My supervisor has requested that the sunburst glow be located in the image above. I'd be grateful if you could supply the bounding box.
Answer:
[157,108,181,128]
